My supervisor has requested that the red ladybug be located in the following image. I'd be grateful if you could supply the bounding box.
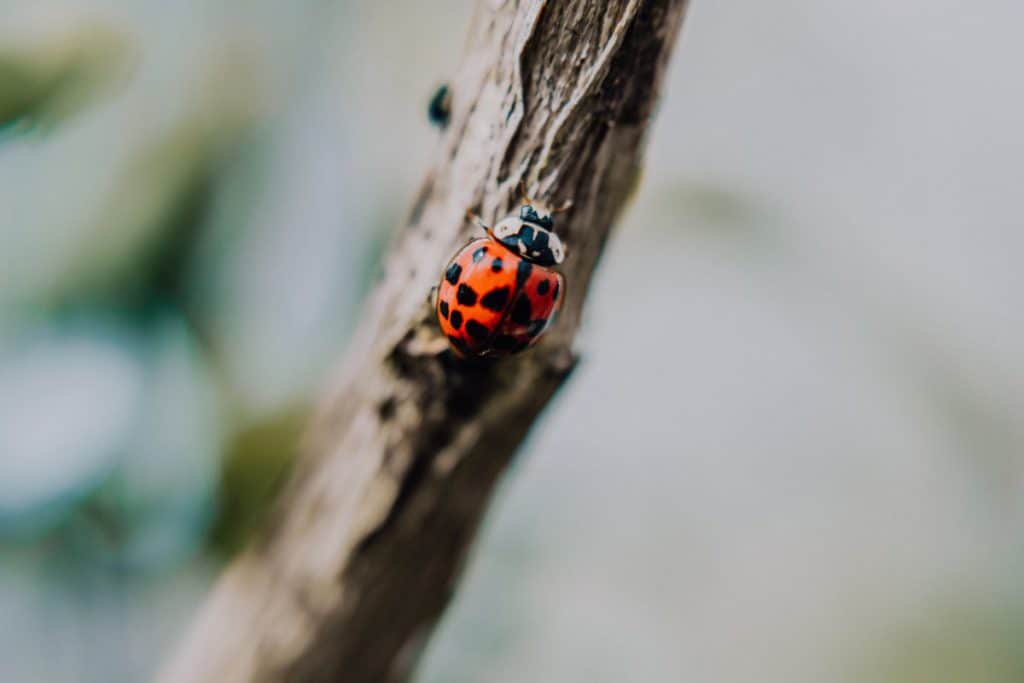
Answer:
[437,197,570,357]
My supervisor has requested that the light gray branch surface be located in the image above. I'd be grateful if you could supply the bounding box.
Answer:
[159,1,689,680]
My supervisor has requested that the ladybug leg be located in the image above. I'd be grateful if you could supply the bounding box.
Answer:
[466,210,499,242]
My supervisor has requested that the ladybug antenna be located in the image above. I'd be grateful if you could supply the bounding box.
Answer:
[518,180,534,206]
[551,198,574,213]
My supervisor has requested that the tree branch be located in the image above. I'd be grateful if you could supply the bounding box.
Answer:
[159,1,689,681]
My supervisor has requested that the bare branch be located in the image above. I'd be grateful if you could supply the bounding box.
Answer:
[159,1,690,681]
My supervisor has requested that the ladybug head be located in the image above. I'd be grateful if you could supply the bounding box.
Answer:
[492,205,566,267]
[519,204,554,230]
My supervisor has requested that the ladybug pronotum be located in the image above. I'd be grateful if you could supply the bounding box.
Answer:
[436,193,570,357]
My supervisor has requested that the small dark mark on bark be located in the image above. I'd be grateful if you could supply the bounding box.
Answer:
[377,396,397,421]
[407,176,434,228]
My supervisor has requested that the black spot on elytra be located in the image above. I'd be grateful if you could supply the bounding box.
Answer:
[445,262,462,285]
[480,287,510,312]
[456,283,478,306]
[511,294,532,325]
[552,280,560,302]
[491,258,503,272]
[439,300,449,319]
[465,319,489,340]
[516,260,533,289]
[492,334,525,352]
[537,279,550,296]
[527,319,547,337]
[449,309,463,329]
[472,246,487,263]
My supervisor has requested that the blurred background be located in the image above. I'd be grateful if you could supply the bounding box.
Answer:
[2,1,1023,681]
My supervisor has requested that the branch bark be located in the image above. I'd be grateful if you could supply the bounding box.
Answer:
[159,1,689,681]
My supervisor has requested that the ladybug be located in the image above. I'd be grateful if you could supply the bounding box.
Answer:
[436,195,570,357]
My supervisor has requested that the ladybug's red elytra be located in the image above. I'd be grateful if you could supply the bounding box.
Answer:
[437,193,571,357]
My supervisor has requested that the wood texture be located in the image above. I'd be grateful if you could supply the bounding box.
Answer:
[159,1,689,680]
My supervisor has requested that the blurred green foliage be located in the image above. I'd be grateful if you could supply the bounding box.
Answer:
[0,10,132,131]
[866,599,1024,683]
[0,3,295,577]
[209,406,306,556]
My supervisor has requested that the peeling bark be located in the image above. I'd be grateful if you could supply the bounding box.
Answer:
[159,1,689,681]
